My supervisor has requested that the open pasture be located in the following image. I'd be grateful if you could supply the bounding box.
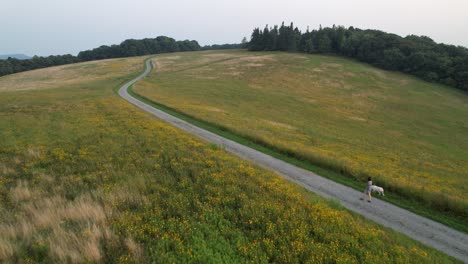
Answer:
[135,50,468,222]
[0,55,460,262]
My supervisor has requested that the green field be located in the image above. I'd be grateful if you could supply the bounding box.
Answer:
[133,50,468,227]
[0,56,460,262]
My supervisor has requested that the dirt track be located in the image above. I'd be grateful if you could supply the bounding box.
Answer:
[118,59,468,262]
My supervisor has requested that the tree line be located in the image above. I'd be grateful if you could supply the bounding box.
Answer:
[201,43,244,50]
[201,38,247,50]
[0,36,200,77]
[249,22,468,91]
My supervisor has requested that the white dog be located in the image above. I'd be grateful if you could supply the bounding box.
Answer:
[371,185,385,196]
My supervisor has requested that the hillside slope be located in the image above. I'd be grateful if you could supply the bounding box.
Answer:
[134,50,468,222]
[0,55,460,262]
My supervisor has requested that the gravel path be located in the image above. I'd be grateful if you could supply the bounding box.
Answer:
[119,59,468,262]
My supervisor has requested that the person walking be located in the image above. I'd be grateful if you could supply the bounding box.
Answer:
[363,177,372,203]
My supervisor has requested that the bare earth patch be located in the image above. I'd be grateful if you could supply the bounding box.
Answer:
[348,116,367,122]
[246,63,264,67]
[202,53,237,60]
[322,62,342,68]
[192,105,226,113]
[223,55,276,65]
[227,71,243,76]
[303,98,317,104]
[164,56,181,60]
[204,106,226,113]
[263,120,297,130]
[196,76,218,80]
[344,71,356,77]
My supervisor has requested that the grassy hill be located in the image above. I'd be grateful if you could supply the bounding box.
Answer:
[133,50,468,229]
[0,56,460,262]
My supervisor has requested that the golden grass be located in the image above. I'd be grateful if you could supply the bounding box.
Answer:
[0,238,14,260]
[9,181,33,204]
[263,120,297,130]
[125,237,143,260]
[1,180,111,263]
[0,164,15,176]
[0,57,145,92]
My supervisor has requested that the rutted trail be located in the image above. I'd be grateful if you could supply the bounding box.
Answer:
[119,58,468,262]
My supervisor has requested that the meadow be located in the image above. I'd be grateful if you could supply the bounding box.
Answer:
[133,50,468,226]
[0,56,460,262]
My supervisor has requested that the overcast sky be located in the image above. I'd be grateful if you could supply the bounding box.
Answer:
[1,0,468,56]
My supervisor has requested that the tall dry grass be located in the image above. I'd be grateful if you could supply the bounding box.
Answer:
[0,181,113,263]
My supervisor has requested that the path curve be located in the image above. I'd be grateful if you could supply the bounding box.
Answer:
[119,58,468,262]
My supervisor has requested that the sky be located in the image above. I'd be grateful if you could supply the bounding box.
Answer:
[1,0,468,56]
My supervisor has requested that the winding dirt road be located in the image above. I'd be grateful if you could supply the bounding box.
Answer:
[119,58,468,262]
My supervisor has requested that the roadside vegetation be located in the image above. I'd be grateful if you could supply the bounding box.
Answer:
[133,50,468,230]
[0,56,459,263]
